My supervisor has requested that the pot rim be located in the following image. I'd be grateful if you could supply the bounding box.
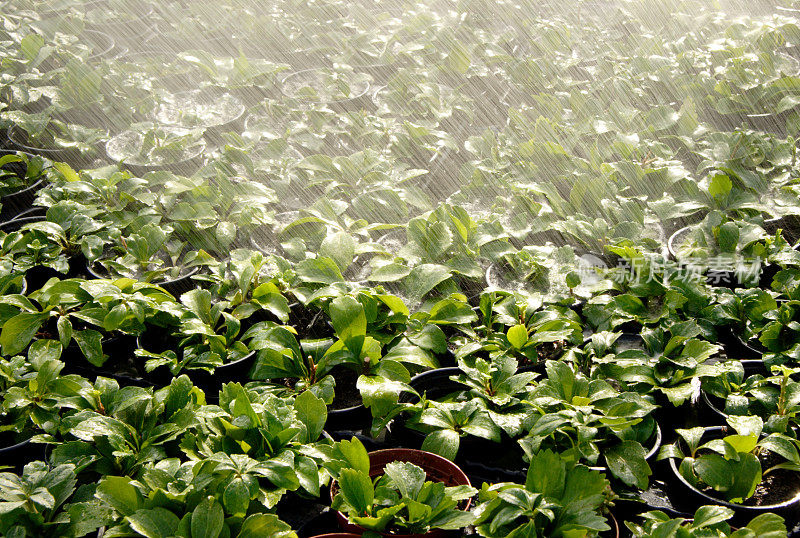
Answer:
[86,259,199,287]
[330,448,472,538]
[667,425,800,511]
[280,68,372,104]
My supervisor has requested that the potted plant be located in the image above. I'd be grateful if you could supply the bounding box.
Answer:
[5,111,106,167]
[517,360,661,490]
[472,448,616,537]
[105,123,206,176]
[625,505,787,537]
[152,87,246,143]
[86,223,201,295]
[281,68,372,112]
[326,436,476,537]
[0,151,48,221]
[658,415,800,518]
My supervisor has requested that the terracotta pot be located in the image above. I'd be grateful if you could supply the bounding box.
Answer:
[330,448,472,538]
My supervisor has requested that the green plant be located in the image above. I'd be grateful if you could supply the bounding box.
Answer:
[626,506,787,537]
[1,342,89,437]
[518,360,658,489]
[328,437,477,535]
[94,463,297,537]
[592,321,722,406]
[659,415,800,503]
[54,375,202,477]
[0,461,111,538]
[702,363,800,433]
[472,449,613,537]
[181,383,329,503]
[0,151,46,198]
[105,124,205,166]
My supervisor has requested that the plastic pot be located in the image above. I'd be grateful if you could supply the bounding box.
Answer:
[668,226,765,289]
[192,351,258,393]
[134,329,257,391]
[85,4,157,46]
[390,367,538,480]
[86,262,199,297]
[82,29,116,61]
[666,426,800,523]
[0,214,87,288]
[113,50,206,93]
[0,431,47,473]
[330,448,472,538]
[7,127,99,168]
[280,69,373,113]
[105,130,206,177]
[0,152,45,221]
[325,403,372,434]
[152,88,246,145]
[764,214,800,246]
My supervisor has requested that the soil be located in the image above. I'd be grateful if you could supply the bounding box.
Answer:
[535,341,566,362]
[289,303,334,340]
[330,368,362,411]
[745,450,800,507]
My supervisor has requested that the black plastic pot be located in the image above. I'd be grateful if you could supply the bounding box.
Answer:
[389,367,539,480]
[113,51,206,93]
[666,426,800,524]
[134,330,257,392]
[153,88,246,146]
[61,334,152,387]
[280,69,374,113]
[85,4,157,47]
[0,434,46,474]
[82,29,116,61]
[0,214,88,288]
[104,131,206,177]
[324,404,372,434]
[7,127,98,169]
[668,226,766,289]
[86,262,198,297]
[764,214,800,245]
[0,152,45,221]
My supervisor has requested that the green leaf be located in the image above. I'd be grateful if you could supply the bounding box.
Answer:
[52,162,79,183]
[338,468,373,515]
[403,264,452,303]
[223,477,251,517]
[604,441,651,490]
[0,312,46,356]
[525,449,566,498]
[708,174,732,199]
[716,222,739,253]
[20,33,44,62]
[73,329,106,367]
[320,232,356,272]
[333,437,370,475]
[237,514,297,538]
[692,505,734,528]
[191,497,224,538]
[126,508,180,538]
[294,389,326,443]
[745,513,788,537]
[507,324,528,350]
[329,295,367,355]
[96,476,142,516]
[295,257,344,284]
[422,429,460,461]
[693,453,734,492]
[384,461,426,500]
